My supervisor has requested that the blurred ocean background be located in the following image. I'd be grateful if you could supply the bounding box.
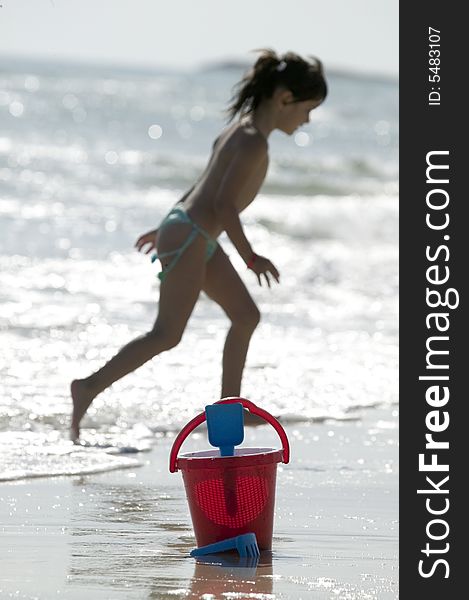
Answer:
[0,57,398,481]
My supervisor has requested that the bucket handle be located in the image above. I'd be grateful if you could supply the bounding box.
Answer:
[169,397,290,472]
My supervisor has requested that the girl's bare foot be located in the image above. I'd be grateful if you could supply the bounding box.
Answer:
[70,379,96,442]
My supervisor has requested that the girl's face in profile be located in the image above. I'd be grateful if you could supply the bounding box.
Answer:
[278,97,323,135]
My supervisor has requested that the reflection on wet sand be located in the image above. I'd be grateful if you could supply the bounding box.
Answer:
[67,480,275,598]
[185,552,273,599]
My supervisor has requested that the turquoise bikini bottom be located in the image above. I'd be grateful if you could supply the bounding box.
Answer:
[151,207,218,282]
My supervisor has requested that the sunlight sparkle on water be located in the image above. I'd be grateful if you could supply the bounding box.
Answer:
[9,101,24,117]
[24,75,40,92]
[104,151,119,165]
[148,124,163,139]
[190,105,205,121]
[294,132,310,146]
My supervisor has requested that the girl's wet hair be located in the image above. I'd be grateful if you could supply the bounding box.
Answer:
[227,49,327,121]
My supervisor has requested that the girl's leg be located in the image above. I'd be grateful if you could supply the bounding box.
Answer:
[202,246,260,399]
[71,227,207,440]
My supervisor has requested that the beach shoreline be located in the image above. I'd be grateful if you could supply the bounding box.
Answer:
[1,406,398,599]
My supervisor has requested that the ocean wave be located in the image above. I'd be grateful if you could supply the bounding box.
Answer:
[0,431,145,482]
[0,401,389,482]
[1,135,397,198]
[249,193,398,243]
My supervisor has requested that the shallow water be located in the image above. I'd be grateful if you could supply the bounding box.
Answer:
[0,412,398,599]
[0,57,397,480]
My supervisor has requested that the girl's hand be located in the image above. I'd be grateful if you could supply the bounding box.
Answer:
[135,229,159,254]
[248,254,280,288]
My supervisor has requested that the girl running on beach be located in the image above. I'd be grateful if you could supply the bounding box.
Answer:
[71,49,327,441]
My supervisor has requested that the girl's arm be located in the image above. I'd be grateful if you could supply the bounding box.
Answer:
[215,202,253,264]
[214,133,280,286]
[135,179,197,254]
[135,228,159,254]
[213,133,266,263]
[176,184,195,205]
[136,178,198,253]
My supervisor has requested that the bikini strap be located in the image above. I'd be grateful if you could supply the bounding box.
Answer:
[155,228,199,281]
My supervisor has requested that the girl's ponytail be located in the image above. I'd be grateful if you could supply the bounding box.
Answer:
[227,49,327,122]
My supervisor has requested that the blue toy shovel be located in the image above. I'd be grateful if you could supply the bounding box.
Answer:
[205,403,245,516]
[205,403,244,456]
[190,532,260,558]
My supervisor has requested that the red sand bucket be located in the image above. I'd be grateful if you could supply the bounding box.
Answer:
[169,397,290,551]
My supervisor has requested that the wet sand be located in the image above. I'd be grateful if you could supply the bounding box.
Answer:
[0,407,398,599]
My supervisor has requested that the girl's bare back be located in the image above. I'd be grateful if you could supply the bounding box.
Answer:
[182,121,269,236]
